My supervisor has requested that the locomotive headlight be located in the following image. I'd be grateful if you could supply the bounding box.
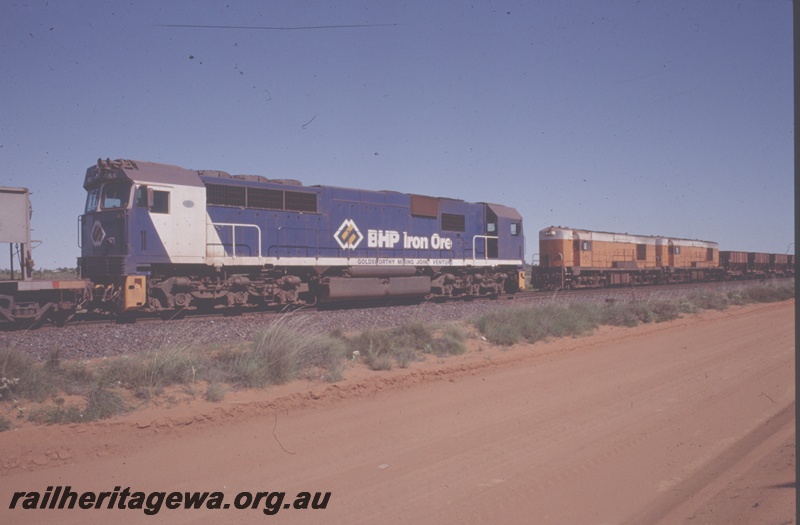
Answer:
[545,230,557,237]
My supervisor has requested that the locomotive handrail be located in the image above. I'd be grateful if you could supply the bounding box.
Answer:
[555,252,564,289]
[271,226,331,259]
[77,215,83,249]
[208,222,262,260]
[471,235,498,262]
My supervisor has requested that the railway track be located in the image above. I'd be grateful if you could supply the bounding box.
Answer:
[1,278,789,364]
[516,279,767,305]
[0,278,780,334]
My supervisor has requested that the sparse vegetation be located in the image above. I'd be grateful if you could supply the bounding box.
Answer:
[83,385,129,420]
[204,382,227,402]
[27,404,86,424]
[348,321,467,368]
[1,347,59,402]
[425,324,468,357]
[98,343,205,395]
[476,303,603,345]
[26,385,128,424]
[476,280,794,345]
[219,317,349,387]
[0,280,792,425]
[0,267,78,280]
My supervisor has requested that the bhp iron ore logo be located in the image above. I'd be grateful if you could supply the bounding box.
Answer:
[91,222,106,247]
[334,219,364,250]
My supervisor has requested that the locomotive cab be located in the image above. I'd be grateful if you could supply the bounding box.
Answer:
[477,203,524,291]
[78,159,208,312]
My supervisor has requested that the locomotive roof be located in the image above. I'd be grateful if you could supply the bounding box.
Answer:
[483,203,522,221]
[85,159,523,217]
[84,159,205,189]
[0,186,30,194]
[540,226,717,247]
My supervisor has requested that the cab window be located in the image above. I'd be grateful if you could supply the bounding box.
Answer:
[85,187,100,212]
[151,191,169,214]
[136,186,147,207]
[136,186,170,214]
[100,181,132,209]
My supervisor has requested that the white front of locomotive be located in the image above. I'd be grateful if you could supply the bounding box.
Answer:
[79,159,209,282]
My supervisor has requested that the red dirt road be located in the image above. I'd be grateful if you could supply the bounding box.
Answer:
[1,301,795,524]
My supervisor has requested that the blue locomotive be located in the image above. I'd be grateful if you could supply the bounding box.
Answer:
[78,159,525,313]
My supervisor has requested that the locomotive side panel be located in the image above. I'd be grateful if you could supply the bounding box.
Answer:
[669,240,717,269]
[580,232,658,270]
[201,178,524,271]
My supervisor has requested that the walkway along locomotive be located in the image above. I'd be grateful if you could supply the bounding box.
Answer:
[1,159,525,326]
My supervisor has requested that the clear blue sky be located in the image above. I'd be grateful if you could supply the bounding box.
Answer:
[0,1,793,268]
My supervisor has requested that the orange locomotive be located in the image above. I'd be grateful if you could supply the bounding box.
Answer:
[532,226,724,290]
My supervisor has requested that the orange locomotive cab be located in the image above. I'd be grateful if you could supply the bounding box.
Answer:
[539,227,574,269]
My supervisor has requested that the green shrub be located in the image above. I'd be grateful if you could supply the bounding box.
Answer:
[83,385,128,420]
[28,404,85,424]
[475,304,601,345]
[364,351,394,371]
[98,343,204,393]
[426,324,468,356]
[347,321,467,365]
[324,359,346,382]
[687,292,729,311]
[648,300,681,322]
[428,334,466,356]
[27,385,128,424]
[602,302,655,326]
[474,309,526,346]
[351,329,396,358]
[740,281,795,303]
[393,322,434,349]
[300,334,350,371]
[60,361,97,396]
[204,382,227,402]
[221,315,346,387]
[0,347,59,402]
